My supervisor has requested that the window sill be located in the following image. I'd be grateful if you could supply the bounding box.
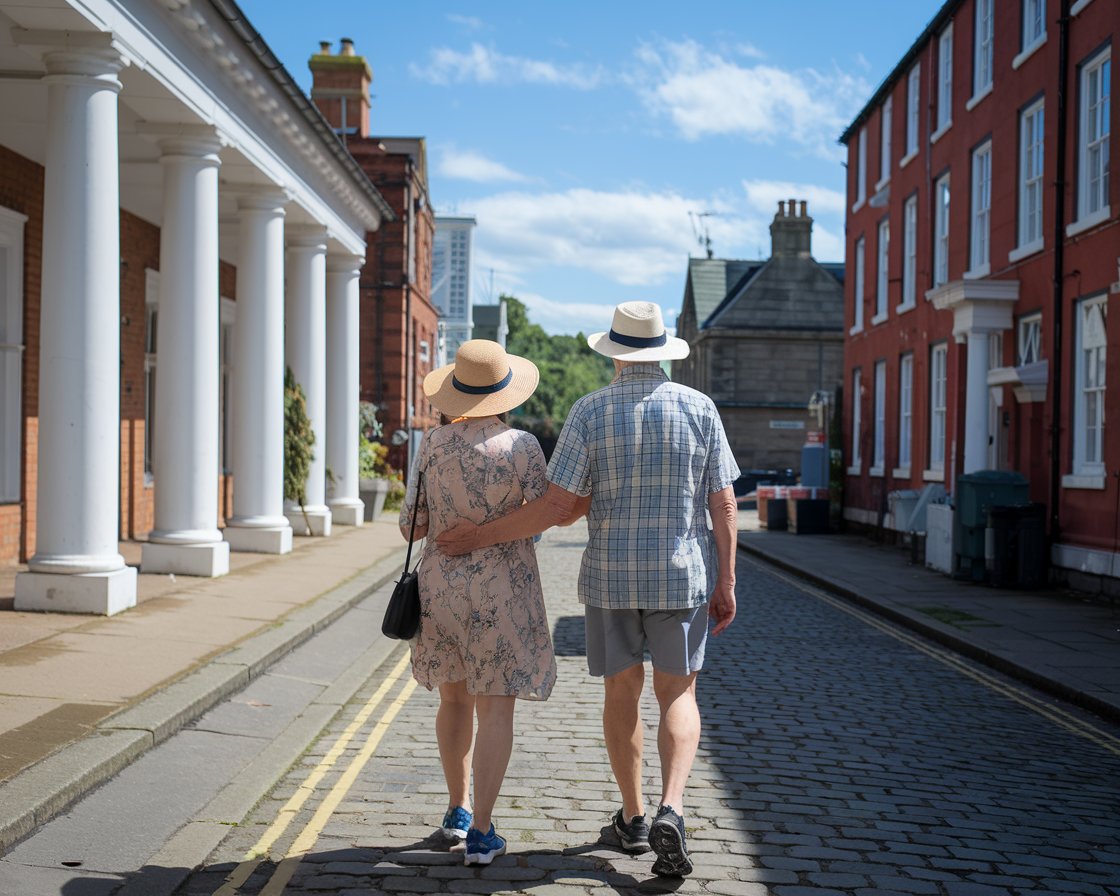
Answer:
[897,300,916,315]
[852,198,866,214]
[899,148,919,169]
[1008,239,1044,263]
[847,464,862,476]
[930,120,952,145]
[1062,473,1106,490]
[965,83,993,112]
[869,466,885,478]
[1013,37,1047,71]
[1066,205,1111,238]
[1071,0,1094,14]
[922,469,945,482]
[963,264,991,280]
[892,466,912,479]
[870,311,889,326]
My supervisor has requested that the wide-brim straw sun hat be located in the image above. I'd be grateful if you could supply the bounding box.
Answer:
[423,339,540,418]
[587,301,690,361]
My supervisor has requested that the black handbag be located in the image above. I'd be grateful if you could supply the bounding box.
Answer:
[382,471,424,640]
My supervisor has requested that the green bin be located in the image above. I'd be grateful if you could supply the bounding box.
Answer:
[954,471,1028,581]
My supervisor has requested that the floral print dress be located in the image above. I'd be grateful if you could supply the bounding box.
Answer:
[399,418,556,700]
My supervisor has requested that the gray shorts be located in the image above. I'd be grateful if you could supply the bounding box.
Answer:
[584,603,708,678]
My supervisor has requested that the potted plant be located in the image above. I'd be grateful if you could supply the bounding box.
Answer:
[358,401,398,520]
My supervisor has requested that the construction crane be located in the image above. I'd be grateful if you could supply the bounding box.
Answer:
[688,211,716,259]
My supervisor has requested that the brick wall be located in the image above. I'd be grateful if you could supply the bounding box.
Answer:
[0,145,43,565]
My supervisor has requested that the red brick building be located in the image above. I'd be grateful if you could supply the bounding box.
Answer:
[310,40,440,471]
[841,0,1116,590]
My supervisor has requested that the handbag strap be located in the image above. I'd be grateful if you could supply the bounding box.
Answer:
[403,470,425,573]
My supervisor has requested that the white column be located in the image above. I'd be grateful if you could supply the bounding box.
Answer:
[326,254,365,526]
[963,330,990,474]
[224,190,293,554]
[140,132,230,577]
[284,227,331,536]
[15,43,137,615]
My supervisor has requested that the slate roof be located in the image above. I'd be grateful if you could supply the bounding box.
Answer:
[686,258,765,328]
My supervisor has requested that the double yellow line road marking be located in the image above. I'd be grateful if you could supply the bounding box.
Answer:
[214,650,417,895]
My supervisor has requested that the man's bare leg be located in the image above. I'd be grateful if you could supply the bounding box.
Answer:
[652,669,700,812]
[603,663,646,819]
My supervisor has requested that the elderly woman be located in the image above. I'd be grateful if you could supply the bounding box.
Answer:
[398,340,563,866]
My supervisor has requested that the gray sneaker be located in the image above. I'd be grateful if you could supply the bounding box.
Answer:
[649,804,692,877]
[612,809,651,853]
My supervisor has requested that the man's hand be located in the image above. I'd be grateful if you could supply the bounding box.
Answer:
[437,520,482,556]
[708,580,736,636]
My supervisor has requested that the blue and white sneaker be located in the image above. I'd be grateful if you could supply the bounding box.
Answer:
[441,806,472,841]
[464,824,506,865]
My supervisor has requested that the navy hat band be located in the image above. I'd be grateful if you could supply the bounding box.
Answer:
[452,367,514,394]
[609,329,667,348]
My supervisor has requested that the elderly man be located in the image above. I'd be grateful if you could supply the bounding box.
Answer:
[437,301,739,877]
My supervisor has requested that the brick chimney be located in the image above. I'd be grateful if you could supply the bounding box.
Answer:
[770,198,813,259]
[309,37,372,138]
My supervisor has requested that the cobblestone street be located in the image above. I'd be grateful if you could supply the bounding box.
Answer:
[166,525,1120,896]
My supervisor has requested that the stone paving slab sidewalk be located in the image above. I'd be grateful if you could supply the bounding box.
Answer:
[0,518,409,853]
[737,512,1120,724]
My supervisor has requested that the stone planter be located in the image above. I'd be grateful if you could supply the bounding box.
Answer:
[359,478,390,521]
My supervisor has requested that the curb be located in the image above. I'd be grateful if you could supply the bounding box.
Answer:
[0,547,408,855]
[738,537,1120,726]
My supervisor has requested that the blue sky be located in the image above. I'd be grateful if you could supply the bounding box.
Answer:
[239,0,942,335]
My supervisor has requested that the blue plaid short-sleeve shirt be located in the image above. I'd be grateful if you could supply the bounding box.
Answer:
[547,364,740,610]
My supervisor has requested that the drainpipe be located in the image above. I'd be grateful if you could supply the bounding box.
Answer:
[403,161,414,473]
[1048,0,1070,540]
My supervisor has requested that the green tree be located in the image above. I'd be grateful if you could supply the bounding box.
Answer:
[501,294,614,456]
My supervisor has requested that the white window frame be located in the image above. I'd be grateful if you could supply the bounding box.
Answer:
[971,0,994,105]
[874,218,890,323]
[1016,0,1048,63]
[878,96,893,188]
[1015,99,1045,258]
[934,174,951,287]
[897,354,913,475]
[1070,294,1107,480]
[1071,48,1111,233]
[850,236,866,334]
[144,269,159,484]
[969,141,992,277]
[934,24,954,140]
[902,195,918,310]
[419,338,431,364]
[904,65,921,164]
[1018,313,1042,366]
[855,127,868,210]
[928,343,948,476]
[872,360,886,475]
[849,367,862,474]
[0,206,27,503]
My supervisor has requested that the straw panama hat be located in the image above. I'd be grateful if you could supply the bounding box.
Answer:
[587,301,690,361]
[423,339,540,418]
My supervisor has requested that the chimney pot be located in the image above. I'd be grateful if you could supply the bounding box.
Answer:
[319,41,331,54]
[788,198,797,216]
[799,200,807,217]
[340,37,355,56]
[777,200,786,217]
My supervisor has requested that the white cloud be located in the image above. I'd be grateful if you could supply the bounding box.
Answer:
[412,43,604,89]
[740,179,846,217]
[439,148,529,183]
[446,13,485,32]
[634,40,869,160]
[515,291,618,337]
[467,188,728,287]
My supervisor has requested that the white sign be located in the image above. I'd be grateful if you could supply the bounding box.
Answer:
[769,421,806,430]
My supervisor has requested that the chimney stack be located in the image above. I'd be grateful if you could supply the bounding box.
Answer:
[308,37,373,138]
[770,198,814,258]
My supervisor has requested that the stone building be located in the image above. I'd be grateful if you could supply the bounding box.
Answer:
[674,201,845,475]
